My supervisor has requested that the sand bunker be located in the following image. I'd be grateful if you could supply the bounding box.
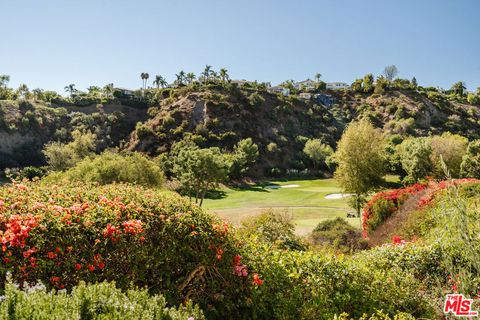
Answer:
[265,184,300,189]
[324,193,352,199]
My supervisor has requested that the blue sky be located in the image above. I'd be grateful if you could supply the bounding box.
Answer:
[1,0,479,93]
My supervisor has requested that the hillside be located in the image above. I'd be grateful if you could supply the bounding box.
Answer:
[126,84,480,175]
[1,83,479,174]
[0,99,148,169]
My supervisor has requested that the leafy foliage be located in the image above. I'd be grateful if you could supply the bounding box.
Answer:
[0,281,204,320]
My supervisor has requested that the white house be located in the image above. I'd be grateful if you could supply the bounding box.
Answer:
[295,79,316,91]
[326,82,350,90]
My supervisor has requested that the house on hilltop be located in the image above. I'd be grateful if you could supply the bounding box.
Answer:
[295,79,316,91]
[326,82,349,90]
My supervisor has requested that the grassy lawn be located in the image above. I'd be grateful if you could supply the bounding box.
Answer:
[203,178,360,235]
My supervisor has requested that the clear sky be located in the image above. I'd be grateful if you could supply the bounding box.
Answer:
[1,0,479,93]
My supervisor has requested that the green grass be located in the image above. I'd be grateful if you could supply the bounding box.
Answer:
[203,179,359,235]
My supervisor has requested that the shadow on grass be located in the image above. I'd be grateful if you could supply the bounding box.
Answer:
[204,190,228,200]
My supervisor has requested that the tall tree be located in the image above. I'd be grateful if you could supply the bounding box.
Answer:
[429,133,468,178]
[303,139,333,170]
[397,137,432,183]
[314,73,322,82]
[64,84,77,98]
[153,75,167,88]
[334,119,386,216]
[362,74,374,93]
[219,68,229,83]
[140,73,149,89]
[175,71,186,86]
[0,75,10,88]
[201,65,212,83]
[383,65,399,81]
[186,73,196,84]
[411,77,418,88]
[451,81,466,96]
[103,83,114,98]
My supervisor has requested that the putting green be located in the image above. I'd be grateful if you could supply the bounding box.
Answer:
[203,179,359,235]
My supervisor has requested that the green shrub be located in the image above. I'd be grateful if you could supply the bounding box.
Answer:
[51,151,164,187]
[310,218,367,252]
[0,281,205,320]
[239,209,306,251]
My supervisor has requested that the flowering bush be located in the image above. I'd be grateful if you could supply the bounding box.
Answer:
[362,179,480,237]
[0,180,260,318]
[362,182,427,237]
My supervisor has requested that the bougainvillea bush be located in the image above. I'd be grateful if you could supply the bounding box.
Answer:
[362,178,480,237]
[0,281,204,320]
[0,180,258,318]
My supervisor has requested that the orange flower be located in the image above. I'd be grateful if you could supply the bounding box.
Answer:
[252,273,263,286]
[47,251,57,259]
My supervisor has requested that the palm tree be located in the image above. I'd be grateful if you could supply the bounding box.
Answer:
[315,73,322,82]
[175,71,186,86]
[64,84,77,98]
[219,68,229,83]
[140,73,149,89]
[153,75,167,88]
[103,83,114,98]
[186,72,196,84]
[201,65,212,83]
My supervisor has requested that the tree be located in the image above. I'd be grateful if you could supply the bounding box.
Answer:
[351,79,363,92]
[461,140,480,178]
[334,119,386,216]
[411,77,418,88]
[314,73,322,82]
[374,76,388,94]
[429,133,468,178]
[0,75,10,88]
[230,138,259,178]
[397,137,432,183]
[186,72,196,84]
[175,71,186,86]
[140,73,150,89]
[171,140,230,206]
[362,74,374,93]
[16,84,30,99]
[383,65,398,81]
[201,65,212,83]
[103,83,114,98]
[153,75,167,88]
[219,68,229,83]
[451,81,466,96]
[64,84,77,98]
[303,139,333,170]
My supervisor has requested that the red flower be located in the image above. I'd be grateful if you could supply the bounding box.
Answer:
[122,220,143,235]
[97,262,105,270]
[47,251,57,259]
[392,235,402,244]
[87,264,95,272]
[50,276,60,284]
[75,263,82,271]
[252,273,264,286]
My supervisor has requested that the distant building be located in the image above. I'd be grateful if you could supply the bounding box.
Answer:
[295,79,316,91]
[268,86,290,96]
[114,87,135,98]
[326,82,350,90]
